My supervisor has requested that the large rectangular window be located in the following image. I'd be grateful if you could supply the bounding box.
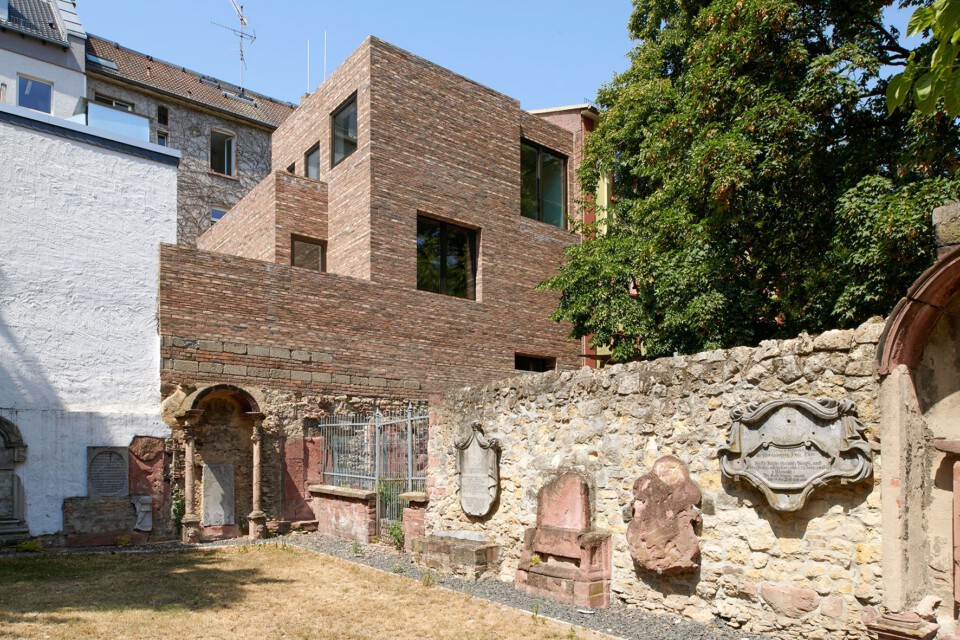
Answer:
[210,130,235,176]
[515,354,556,372]
[417,216,477,300]
[520,140,566,228]
[331,94,357,167]
[17,76,52,114]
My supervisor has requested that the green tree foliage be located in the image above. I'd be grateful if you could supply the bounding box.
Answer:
[541,0,960,361]
[888,0,960,116]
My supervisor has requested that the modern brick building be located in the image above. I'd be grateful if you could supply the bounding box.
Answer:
[157,37,596,540]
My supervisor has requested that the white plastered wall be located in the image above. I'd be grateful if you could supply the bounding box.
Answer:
[0,48,85,119]
[0,115,177,535]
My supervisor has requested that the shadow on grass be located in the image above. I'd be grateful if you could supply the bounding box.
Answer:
[0,549,292,631]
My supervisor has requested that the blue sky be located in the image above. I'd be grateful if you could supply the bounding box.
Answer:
[76,1,916,110]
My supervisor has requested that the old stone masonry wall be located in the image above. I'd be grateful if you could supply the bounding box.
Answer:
[427,319,884,640]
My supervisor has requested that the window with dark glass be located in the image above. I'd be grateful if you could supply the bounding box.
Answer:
[331,94,357,167]
[210,129,235,176]
[210,208,228,223]
[305,145,320,180]
[157,131,168,146]
[520,140,566,228]
[94,93,134,111]
[515,354,556,372]
[417,216,477,300]
[157,105,169,126]
[17,76,51,114]
[292,237,325,271]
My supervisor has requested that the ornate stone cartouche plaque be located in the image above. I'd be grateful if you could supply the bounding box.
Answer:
[719,397,872,511]
[454,420,502,518]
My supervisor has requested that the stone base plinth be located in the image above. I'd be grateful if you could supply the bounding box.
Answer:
[248,511,266,540]
[515,563,610,609]
[412,531,499,581]
[181,515,201,544]
[515,526,612,609]
[308,484,376,542]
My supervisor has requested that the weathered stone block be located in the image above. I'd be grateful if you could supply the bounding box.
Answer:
[172,359,199,373]
[199,362,224,374]
[291,350,311,361]
[760,583,819,618]
[198,340,223,352]
[223,342,247,354]
[223,364,247,376]
[270,347,291,359]
[247,345,271,357]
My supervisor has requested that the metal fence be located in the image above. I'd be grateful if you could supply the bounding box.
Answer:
[316,405,428,524]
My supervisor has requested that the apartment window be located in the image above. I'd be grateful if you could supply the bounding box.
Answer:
[17,76,51,114]
[291,237,325,271]
[417,215,477,300]
[94,93,133,112]
[156,131,168,147]
[515,354,556,372]
[331,94,357,167]
[210,208,228,223]
[521,140,566,228]
[305,145,320,180]
[210,130,235,176]
[157,105,169,126]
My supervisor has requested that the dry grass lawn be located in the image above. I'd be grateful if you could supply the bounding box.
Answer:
[0,544,614,639]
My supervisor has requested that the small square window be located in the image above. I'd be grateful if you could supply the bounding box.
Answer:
[331,94,357,167]
[210,130,235,176]
[305,145,320,180]
[521,140,567,228]
[157,131,168,147]
[515,354,556,372]
[17,76,52,114]
[157,105,169,126]
[291,237,324,271]
[210,208,228,223]
[417,215,477,300]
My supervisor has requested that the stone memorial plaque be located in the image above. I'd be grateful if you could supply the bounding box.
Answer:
[719,397,872,511]
[454,420,502,518]
[202,463,235,526]
[87,447,129,497]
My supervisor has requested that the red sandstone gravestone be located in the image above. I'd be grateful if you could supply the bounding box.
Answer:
[627,455,702,574]
[515,472,612,608]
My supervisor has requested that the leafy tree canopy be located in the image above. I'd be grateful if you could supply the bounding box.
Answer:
[541,0,960,361]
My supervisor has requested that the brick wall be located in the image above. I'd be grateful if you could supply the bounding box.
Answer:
[159,244,578,397]
[402,502,425,552]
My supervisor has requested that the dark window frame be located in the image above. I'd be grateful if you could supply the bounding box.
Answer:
[520,139,567,229]
[210,207,228,223]
[290,235,326,272]
[157,105,169,126]
[93,93,134,112]
[304,143,321,180]
[209,128,236,176]
[17,75,52,114]
[156,131,168,147]
[515,354,556,372]
[330,92,358,168]
[416,214,478,300]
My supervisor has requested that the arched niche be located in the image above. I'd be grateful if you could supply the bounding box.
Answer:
[0,416,28,540]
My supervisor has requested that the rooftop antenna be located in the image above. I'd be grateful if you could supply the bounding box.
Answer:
[212,0,256,94]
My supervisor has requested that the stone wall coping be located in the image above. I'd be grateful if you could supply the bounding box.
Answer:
[398,491,427,503]
[307,484,376,500]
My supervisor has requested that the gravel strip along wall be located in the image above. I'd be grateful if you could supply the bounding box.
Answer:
[427,320,884,640]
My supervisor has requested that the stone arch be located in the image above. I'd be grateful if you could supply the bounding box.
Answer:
[0,416,28,541]
[186,384,261,414]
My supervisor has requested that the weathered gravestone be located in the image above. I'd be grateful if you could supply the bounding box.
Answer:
[202,463,235,526]
[627,455,702,574]
[87,447,129,497]
[454,420,502,518]
[719,397,872,511]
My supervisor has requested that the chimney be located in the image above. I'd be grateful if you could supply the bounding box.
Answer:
[933,201,960,259]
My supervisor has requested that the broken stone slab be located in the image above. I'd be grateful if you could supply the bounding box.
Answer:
[760,582,819,618]
[627,455,702,574]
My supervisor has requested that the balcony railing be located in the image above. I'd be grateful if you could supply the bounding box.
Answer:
[85,103,150,142]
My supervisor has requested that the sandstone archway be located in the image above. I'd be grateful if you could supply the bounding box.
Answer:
[0,416,28,541]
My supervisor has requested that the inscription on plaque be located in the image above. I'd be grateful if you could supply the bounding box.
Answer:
[455,420,502,518]
[87,447,129,497]
[719,398,872,511]
[202,463,235,526]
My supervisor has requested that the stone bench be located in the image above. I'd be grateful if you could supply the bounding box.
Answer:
[413,530,500,581]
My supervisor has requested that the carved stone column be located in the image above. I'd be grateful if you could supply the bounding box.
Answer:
[177,409,203,544]
[247,413,267,539]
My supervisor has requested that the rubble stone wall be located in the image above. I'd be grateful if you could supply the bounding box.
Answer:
[427,320,885,640]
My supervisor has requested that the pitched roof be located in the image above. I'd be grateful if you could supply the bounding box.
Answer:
[1,0,68,46]
[86,34,295,129]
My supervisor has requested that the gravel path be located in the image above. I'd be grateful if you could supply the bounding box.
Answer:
[281,532,771,640]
